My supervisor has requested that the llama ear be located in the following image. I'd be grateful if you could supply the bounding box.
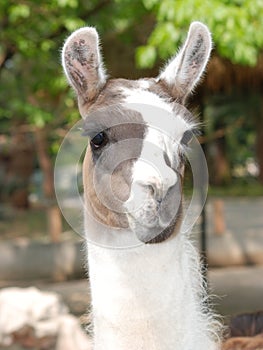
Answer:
[62,27,107,102]
[158,22,212,102]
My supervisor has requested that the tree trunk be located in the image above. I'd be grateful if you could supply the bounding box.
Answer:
[256,103,263,184]
[209,136,231,186]
[4,132,34,209]
[34,128,62,242]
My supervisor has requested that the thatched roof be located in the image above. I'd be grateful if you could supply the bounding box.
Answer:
[205,54,263,93]
[103,33,263,95]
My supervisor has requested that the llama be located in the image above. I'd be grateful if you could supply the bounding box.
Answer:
[62,22,222,350]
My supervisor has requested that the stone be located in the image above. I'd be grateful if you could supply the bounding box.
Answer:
[0,287,92,350]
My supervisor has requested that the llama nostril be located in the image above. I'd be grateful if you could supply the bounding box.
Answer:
[147,184,155,196]
[147,172,177,201]
[147,182,164,202]
[156,199,162,210]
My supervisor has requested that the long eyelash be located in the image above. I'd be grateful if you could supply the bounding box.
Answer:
[179,127,198,156]
[82,119,108,138]
[192,127,201,137]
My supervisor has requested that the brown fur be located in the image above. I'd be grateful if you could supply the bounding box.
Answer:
[83,147,129,228]
[82,106,146,229]
[223,312,263,350]
[222,334,263,350]
[229,312,263,338]
[79,79,139,116]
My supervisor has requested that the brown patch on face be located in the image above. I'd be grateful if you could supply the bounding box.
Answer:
[82,106,146,229]
[79,78,141,116]
[83,150,130,228]
[147,78,173,100]
[142,77,185,105]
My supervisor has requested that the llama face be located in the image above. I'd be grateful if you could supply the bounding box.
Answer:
[122,101,192,243]
[62,22,212,245]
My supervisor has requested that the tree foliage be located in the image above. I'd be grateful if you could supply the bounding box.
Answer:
[137,0,263,68]
[1,0,263,192]
[0,0,147,131]
[2,0,263,131]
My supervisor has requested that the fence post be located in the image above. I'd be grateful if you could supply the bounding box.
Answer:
[213,199,225,235]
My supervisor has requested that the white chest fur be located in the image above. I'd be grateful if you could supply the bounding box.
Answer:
[87,232,220,350]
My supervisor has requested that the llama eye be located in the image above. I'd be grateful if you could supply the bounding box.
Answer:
[90,132,108,150]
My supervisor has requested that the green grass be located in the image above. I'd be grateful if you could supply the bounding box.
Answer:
[208,179,263,197]
[183,177,263,197]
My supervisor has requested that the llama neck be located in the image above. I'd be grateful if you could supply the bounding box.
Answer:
[87,232,220,350]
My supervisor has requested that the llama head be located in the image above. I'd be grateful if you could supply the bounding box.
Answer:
[62,22,212,245]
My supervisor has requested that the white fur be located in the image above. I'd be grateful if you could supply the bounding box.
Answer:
[122,89,192,177]
[126,121,179,225]
[87,232,220,350]
[123,89,193,141]
[131,124,178,193]
[123,88,173,114]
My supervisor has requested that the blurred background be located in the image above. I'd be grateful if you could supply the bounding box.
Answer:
[0,0,263,348]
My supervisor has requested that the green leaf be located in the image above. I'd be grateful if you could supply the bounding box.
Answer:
[56,0,78,8]
[136,45,157,69]
[9,4,30,22]
[138,0,263,67]
[142,0,159,10]
[64,18,85,31]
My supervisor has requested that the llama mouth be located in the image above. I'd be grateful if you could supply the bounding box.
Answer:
[129,211,181,244]
[147,206,182,243]
[126,200,169,229]
[126,194,182,244]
